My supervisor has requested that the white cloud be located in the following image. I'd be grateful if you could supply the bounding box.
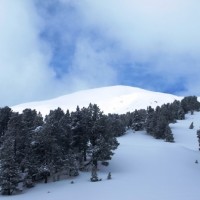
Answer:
[65,38,118,90]
[1,0,200,107]
[75,0,200,54]
[71,0,200,94]
[0,0,119,106]
[0,0,59,106]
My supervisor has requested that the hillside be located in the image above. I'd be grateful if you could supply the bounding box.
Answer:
[12,85,182,116]
[1,111,200,200]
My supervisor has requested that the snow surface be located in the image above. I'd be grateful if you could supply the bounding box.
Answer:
[12,85,182,116]
[8,86,200,199]
[2,112,200,200]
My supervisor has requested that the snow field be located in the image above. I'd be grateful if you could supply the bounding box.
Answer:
[12,85,182,116]
[7,86,200,200]
[2,112,200,200]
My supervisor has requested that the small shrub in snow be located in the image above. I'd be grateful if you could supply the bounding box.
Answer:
[107,172,112,180]
[197,129,200,151]
[189,122,194,129]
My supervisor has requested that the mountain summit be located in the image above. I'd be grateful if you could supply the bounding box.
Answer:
[12,85,182,116]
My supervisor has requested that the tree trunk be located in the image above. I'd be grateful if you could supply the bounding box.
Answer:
[44,175,48,184]
[84,149,87,161]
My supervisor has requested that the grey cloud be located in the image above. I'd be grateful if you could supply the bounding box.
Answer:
[71,0,200,94]
[1,0,200,107]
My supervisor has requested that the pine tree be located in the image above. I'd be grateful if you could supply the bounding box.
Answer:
[90,165,99,182]
[20,109,44,174]
[0,106,12,144]
[197,129,200,151]
[170,100,181,121]
[154,113,168,139]
[177,106,185,120]
[0,134,21,195]
[3,113,26,172]
[89,114,119,167]
[164,125,174,143]
[64,150,79,177]
[131,110,145,131]
[41,108,65,182]
[107,172,112,180]
[189,122,194,129]
[71,106,90,163]
[181,96,200,113]
[107,114,126,137]
[145,106,156,135]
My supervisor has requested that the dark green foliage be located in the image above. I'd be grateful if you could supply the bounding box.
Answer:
[87,105,119,167]
[0,134,21,195]
[4,113,25,170]
[71,106,90,162]
[197,129,200,151]
[38,108,65,182]
[0,104,120,193]
[124,109,146,131]
[145,106,175,141]
[0,106,12,143]
[164,125,174,143]
[169,100,181,121]
[107,114,126,137]
[20,109,44,174]
[143,96,200,142]
[145,106,156,135]
[154,114,168,139]
[181,96,200,113]
[131,109,146,131]
[177,107,185,120]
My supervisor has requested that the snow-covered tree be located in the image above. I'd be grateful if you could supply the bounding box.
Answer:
[0,106,12,143]
[89,114,119,167]
[197,129,200,151]
[164,125,174,143]
[181,96,200,113]
[145,106,156,135]
[131,109,146,131]
[0,134,21,195]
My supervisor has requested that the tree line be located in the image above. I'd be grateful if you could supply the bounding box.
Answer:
[123,96,200,142]
[0,104,124,195]
[0,96,199,195]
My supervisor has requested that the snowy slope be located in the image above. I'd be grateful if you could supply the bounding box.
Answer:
[2,112,200,200]
[8,86,200,200]
[12,85,182,116]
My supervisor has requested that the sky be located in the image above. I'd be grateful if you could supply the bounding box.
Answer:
[0,0,200,106]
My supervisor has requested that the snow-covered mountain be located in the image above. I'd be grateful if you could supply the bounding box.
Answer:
[1,112,200,200]
[3,86,200,200]
[12,85,182,116]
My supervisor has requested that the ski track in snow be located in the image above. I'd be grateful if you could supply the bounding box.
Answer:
[2,112,200,200]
